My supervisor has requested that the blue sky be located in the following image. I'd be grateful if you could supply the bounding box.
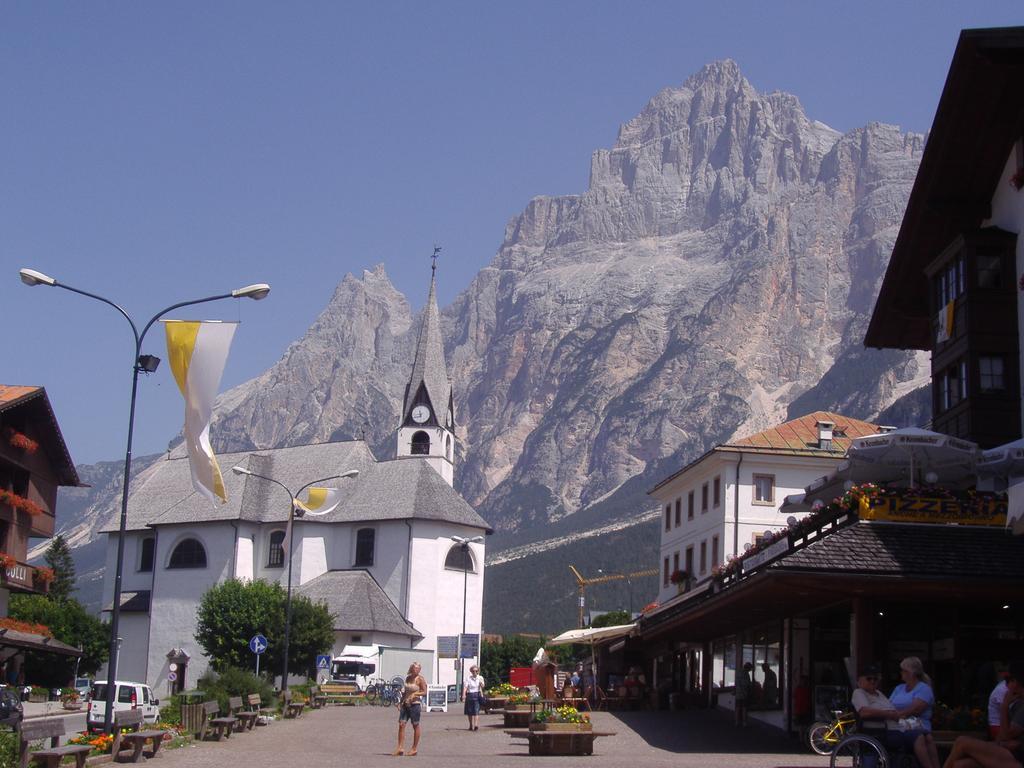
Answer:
[4,2,1021,465]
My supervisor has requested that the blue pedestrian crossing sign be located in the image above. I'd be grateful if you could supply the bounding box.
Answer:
[249,634,268,655]
[316,654,331,670]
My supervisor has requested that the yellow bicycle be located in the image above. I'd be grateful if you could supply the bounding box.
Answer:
[808,710,856,755]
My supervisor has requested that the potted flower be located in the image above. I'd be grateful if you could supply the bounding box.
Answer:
[669,569,689,594]
[530,705,592,732]
[33,567,54,591]
[61,688,82,710]
[0,553,15,573]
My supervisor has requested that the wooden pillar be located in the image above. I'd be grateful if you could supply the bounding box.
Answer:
[852,598,874,677]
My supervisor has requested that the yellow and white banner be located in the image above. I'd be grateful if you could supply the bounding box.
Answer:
[164,321,238,504]
[294,487,343,517]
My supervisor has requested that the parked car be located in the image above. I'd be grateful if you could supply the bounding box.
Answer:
[73,677,91,700]
[87,680,159,732]
[0,687,23,726]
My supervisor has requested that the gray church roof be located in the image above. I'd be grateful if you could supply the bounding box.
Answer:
[402,273,452,425]
[299,570,421,638]
[106,440,490,532]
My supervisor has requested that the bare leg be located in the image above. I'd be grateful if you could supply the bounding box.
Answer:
[925,733,941,768]
[393,722,406,755]
[408,723,420,756]
[913,734,936,768]
[942,736,1019,768]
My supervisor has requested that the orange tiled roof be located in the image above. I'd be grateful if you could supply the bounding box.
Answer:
[728,411,880,453]
[0,385,42,408]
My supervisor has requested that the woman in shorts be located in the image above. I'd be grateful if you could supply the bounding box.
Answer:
[394,662,427,756]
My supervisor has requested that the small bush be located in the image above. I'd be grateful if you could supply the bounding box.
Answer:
[0,728,17,768]
[196,667,275,712]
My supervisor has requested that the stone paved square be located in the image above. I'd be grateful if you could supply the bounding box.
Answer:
[149,705,828,768]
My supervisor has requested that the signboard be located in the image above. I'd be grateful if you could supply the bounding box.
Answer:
[860,494,1006,526]
[437,635,459,659]
[447,684,458,703]
[459,633,480,659]
[249,634,268,655]
[425,684,448,713]
[167,671,177,682]
[741,538,789,574]
[316,654,331,670]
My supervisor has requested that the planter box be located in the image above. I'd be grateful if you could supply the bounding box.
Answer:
[504,710,532,728]
[530,722,592,732]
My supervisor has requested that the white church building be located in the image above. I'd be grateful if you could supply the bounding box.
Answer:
[99,267,489,692]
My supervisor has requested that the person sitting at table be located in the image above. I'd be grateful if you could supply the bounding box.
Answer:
[944,661,1024,768]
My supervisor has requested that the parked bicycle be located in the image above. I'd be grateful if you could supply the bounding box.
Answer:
[364,677,405,706]
[808,710,856,755]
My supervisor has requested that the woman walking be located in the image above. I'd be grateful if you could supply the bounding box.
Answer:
[394,662,427,756]
[463,665,486,731]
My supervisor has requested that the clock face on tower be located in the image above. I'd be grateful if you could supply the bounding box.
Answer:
[411,405,431,424]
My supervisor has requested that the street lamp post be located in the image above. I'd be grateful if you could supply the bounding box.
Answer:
[19,268,269,734]
[231,466,358,692]
[450,535,483,698]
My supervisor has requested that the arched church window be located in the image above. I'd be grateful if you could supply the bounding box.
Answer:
[355,528,375,567]
[411,431,430,456]
[267,530,285,568]
[444,544,475,573]
[139,537,155,572]
[446,434,452,460]
[168,538,207,569]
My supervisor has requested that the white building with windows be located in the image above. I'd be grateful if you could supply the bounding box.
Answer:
[99,267,489,692]
[650,412,879,606]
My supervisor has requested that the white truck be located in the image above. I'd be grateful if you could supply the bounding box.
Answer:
[329,644,435,690]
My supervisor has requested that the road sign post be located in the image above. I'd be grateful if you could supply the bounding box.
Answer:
[250,634,268,677]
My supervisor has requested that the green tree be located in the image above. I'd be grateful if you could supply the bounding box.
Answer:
[589,609,630,628]
[43,535,76,601]
[8,593,110,685]
[195,579,334,679]
[479,635,546,687]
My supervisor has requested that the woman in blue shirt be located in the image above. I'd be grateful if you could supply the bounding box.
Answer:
[889,656,940,768]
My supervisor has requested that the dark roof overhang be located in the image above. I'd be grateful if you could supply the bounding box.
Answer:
[866,26,1024,350]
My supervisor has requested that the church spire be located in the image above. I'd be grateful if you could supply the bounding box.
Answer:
[402,248,453,429]
[397,248,456,486]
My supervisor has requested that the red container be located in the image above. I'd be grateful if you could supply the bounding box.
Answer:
[509,667,533,688]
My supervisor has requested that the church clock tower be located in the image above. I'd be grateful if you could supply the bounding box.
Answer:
[396,249,455,486]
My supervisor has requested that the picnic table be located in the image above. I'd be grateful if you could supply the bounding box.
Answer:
[199,700,237,741]
[229,696,258,731]
[17,718,91,768]
[111,708,169,762]
[281,690,305,718]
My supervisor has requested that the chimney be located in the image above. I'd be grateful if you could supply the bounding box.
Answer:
[816,420,835,450]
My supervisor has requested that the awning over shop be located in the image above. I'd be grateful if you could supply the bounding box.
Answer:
[547,623,636,646]
[0,628,81,657]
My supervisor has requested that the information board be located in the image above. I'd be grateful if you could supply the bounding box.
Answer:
[437,635,459,659]
[447,684,458,703]
[425,684,448,713]
[459,633,480,659]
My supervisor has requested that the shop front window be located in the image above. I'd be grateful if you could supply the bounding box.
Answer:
[712,636,736,689]
[742,624,782,710]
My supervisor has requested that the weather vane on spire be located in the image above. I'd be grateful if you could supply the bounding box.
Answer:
[431,245,441,277]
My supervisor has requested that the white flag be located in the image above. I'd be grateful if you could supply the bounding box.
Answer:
[165,321,237,504]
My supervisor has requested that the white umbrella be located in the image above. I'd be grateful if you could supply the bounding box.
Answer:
[977,438,1024,476]
[846,427,978,487]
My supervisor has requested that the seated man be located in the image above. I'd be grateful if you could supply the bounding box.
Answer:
[852,663,929,765]
[944,662,1024,768]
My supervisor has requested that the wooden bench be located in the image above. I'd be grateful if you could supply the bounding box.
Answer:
[18,718,92,768]
[281,691,305,718]
[247,693,274,724]
[111,708,168,762]
[307,686,328,710]
[198,700,237,741]
[505,728,617,756]
[228,696,257,732]
[319,683,360,705]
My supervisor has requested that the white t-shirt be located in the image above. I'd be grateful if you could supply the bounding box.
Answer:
[852,687,898,731]
[465,675,485,694]
[989,680,1008,727]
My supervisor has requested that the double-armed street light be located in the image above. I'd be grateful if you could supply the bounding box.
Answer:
[450,534,483,696]
[19,267,270,733]
[230,466,359,692]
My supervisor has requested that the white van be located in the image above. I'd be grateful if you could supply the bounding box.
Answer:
[87,681,159,732]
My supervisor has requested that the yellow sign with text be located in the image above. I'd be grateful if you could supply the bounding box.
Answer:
[859,495,1006,526]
